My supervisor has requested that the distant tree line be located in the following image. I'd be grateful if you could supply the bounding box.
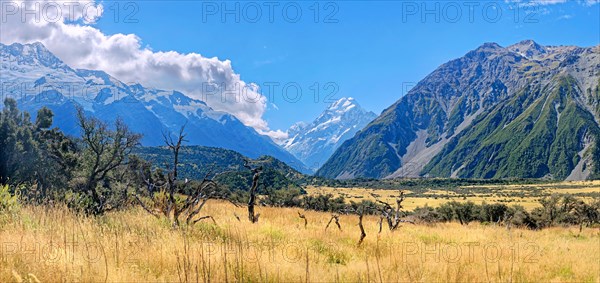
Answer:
[411,195,600,230]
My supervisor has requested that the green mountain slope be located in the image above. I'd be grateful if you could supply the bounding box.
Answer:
[133,146,304,191]
[423,76,600,179]
[317,41,600,180]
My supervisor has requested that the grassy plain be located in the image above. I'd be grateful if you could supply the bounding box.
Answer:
[1,199,599,282]
[305,180,600,210]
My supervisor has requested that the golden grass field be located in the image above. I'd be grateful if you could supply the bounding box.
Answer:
[306,180,600,210]
[1,200,599,282]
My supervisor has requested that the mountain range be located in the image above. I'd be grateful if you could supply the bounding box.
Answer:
[317,40,600,180]
[4,40,599,181]
[280,97,377,170]
[0,42,311,173]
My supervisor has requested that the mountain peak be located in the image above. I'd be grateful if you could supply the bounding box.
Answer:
[507,39,547,59]
[283,97,377,170]
[1,41,70,70]
[465,42,505,59]
[514,39,540,46]
[477,42,503,50]
[328,97,359,112]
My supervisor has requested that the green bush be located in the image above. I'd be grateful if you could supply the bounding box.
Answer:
[412,206,440,223]
[0,184,20,213]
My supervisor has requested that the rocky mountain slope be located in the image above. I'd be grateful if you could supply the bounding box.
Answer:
[317,40,600,180]
[281,97,377,170]
[0,42,310,173]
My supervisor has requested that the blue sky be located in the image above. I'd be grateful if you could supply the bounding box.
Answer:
[93,0,600,131]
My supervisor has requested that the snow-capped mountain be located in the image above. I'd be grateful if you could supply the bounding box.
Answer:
[0,42,310,173]
[281,97,377,170]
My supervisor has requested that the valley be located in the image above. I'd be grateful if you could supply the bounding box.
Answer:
[2,4,600,281]
[306,180,600,210]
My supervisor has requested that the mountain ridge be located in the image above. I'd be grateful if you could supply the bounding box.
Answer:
[0,42,311,173]
[317,40,600,180]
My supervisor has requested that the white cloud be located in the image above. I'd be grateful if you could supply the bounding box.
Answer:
[506,0,599,5]
[505,0,567,6]
[533,0,568,5]
[557,14,574,20]
[0,0,284,139]
[267,129,290,144]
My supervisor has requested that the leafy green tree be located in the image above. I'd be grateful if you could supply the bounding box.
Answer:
[71,108,142,214]
[480,202,509,223]
[0,99,74,202]
[0,98,28,183]
[506,205,537,229]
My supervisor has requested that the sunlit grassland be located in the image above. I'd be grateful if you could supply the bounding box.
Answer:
[306,180,600,210]
[1,200,599,282]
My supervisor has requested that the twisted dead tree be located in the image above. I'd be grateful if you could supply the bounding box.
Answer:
[357,208,366,246]
[337,206,368,246]
[325,214,342,231]
[298,211,308,228]
[244,160,263,223]
[372,190,413,232]
[134,126,219,227]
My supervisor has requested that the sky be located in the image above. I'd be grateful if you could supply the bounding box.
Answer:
[1,0,599,139]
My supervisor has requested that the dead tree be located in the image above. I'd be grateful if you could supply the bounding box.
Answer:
[134,126,219,227]
[372,190,412,232]
[298,211,308,228]
[357,208,366,246]
[337,206,368,246]
[244,160,262,223]
[325,214,342,231]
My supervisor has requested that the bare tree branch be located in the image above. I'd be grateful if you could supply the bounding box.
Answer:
[325,214,342,231]
[298,211,308,228]
[245,160,262,223]
[357,209,366,246]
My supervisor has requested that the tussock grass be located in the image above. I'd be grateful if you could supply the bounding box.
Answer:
[1,202,598,282]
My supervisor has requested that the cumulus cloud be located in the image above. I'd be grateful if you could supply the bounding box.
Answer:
[0,0,285,139]
[506,0,598,6]
[505,0,566,6]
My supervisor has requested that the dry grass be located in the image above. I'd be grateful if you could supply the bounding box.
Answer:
[306,180,600,210]
[1,201,599,282]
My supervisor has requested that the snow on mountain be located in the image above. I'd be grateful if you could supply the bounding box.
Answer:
[282,97,377,170]
[0,42,310,173]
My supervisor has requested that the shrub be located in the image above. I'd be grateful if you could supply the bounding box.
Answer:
[412,205,440,223]
[302,194,346,212]
[506,205,537,229]
[263,187,304,207]
[0,184,20,214]
[480,202,509,223]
